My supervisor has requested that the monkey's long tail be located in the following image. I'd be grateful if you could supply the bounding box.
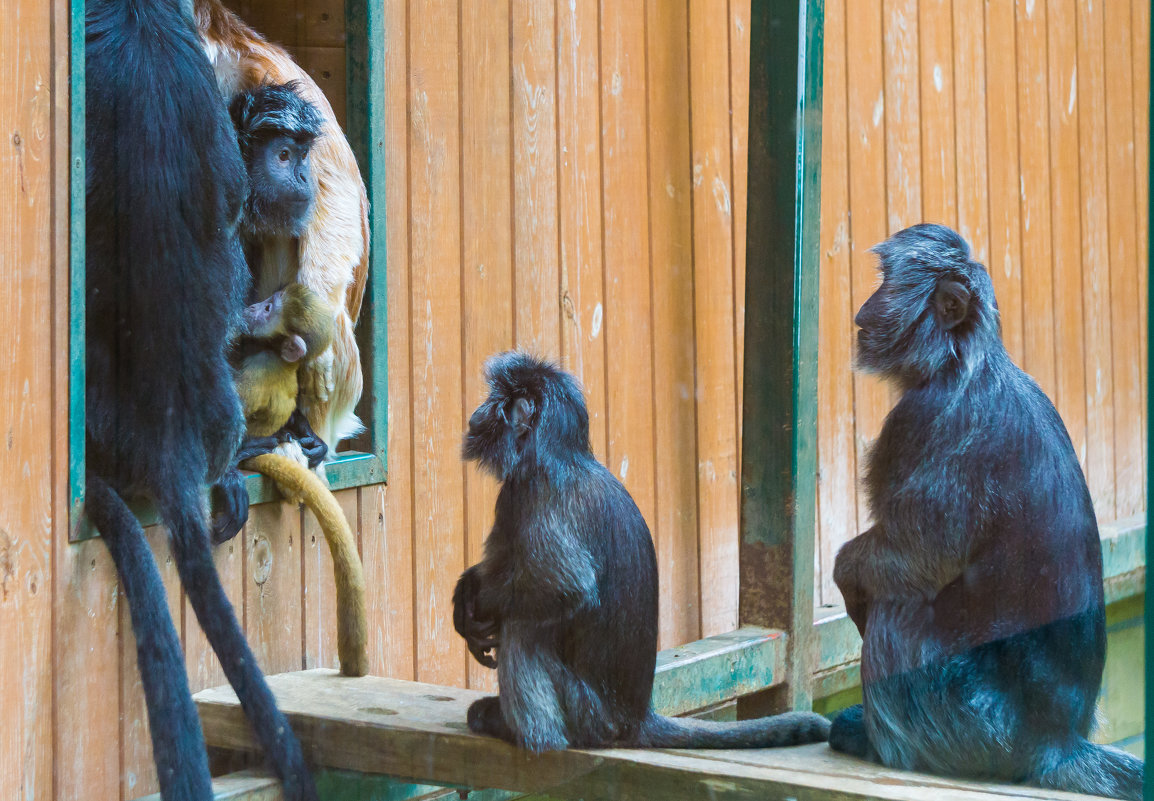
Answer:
[86,474,215,801]
[637,710,830,749]
[1033,739,1144,801]
[243,452,368,677]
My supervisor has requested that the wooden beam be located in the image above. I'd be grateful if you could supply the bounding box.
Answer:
[739,0,824,711]
[195,670,1099,801]
[652,627,786,716]
[131,770,282,801]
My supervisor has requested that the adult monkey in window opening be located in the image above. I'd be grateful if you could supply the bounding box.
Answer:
[85,1,316,800]
[453,352,830,752]
[232,284,368,677]
[194,0,367,455]
[828,224,1144,801]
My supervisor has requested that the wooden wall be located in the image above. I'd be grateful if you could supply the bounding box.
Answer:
[816,0,1151,606]
[0,1,1147,799]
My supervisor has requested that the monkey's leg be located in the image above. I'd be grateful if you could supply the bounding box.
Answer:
[210,466,250,544]
[495,623,570,752]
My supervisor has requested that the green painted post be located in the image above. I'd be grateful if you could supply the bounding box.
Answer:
[739,0,823,713]
[346,0,389,472]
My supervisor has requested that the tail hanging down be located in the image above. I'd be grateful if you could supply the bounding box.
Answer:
[244,452,368,677]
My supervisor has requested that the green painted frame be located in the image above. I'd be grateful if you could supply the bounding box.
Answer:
[739,0,824,711]
[69,0,389,541]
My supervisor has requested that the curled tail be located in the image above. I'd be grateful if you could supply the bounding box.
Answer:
[244,452,368,676]
[1034,739,1144,801]
[638,710,830,749]
[87,475,214,801]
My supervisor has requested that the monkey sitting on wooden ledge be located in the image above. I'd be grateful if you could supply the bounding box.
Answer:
[453,352,830,752]
[829,224,1144,800]
[231,282,367,677]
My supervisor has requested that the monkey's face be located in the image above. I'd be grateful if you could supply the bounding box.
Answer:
[246,133,317,237]
[243,289,285,339]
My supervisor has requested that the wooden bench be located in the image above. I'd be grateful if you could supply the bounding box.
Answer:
[193,669,1108,801]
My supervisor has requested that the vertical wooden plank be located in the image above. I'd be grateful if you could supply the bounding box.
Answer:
[985,0,1024,364]
[557,0,608,462]
[408,0,466,686]
[600,0,658,574]
[1015,0,1056,399]
[1104,0,1145,519]
[184,534,244,693]
[1046,0,1088,474]
[816,0,854,609]
[731,0,751,473]
[1134,0,1150,464]
[295,47,348,128]
[882,0,921,231]
[740,0,822,711]
[845,0,889,532]
[461,0,513,691]
[119,530,183,799]
[370,0,416,682]
[512,0,560,357]
[243,502,303,675]
[1076,0,1117,521]
[689,0,740,638]
[303,490,360,671]
[54,541,120,800]
[301,0,346,48]
[952,0,990,268]
[919,0,956,226]
[2,0,55,797]
[646,0,700,648]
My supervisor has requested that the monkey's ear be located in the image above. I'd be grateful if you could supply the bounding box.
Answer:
[508,396,535,438]
[281,334,308,363]
[933,279,970,330]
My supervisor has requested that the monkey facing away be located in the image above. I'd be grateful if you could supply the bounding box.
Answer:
[85,0,315,798]
[829,224,1143,800]
[233,283,367,676]
[454,352,830,752]
[196,0,367,453]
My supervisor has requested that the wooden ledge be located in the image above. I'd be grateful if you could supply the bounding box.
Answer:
[195,670,1102,801]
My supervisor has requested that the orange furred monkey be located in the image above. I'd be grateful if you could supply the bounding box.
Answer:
[195,0,368,454]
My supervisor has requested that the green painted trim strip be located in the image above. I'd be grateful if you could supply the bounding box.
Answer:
[73,451,385,541]
[346,0,389,468]
[651,626,787,716]
[68,0,86,536]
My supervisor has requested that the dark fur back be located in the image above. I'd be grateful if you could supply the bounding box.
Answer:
[85,0,248,494]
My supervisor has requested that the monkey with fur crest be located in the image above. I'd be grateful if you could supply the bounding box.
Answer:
[232,283,367,677]
[195,0,367,454]
[85,0,315,797]
[829,224,1143,800]
[454,352,830,752]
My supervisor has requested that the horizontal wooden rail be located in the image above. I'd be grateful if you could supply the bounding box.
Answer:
[132,770,282,801]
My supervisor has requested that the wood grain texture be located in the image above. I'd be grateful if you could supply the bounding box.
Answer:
[1015,0,1056,399]
[918,0,956,226]
[883,0,922,231]
[689,0,740,639]
[1076,0,1118,521]
[646,0,701,648]
[730,0,750,479]
[461,0,512,692]
[1134,0,1151,474]
[951,0,991,267]
[408,0,467,686]
[243,502,303,675]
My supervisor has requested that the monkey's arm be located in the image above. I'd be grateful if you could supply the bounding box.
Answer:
[278,409,328,469]
[454,565,500,668]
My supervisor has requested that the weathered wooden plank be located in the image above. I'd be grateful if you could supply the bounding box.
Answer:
[1045,0,1089,480]
[984,0,1024,365]
[244,501,304,675]
[461,0,513,693]
[600,0,659,584]
[689,0,741,640]
[1134,0,1151,472]
[300,0,344,48]
[951,0,991,269]
[132,769,282,801]
[295,46,348,128]
[1103,0,1145,520]
[816,0,855,609]
[196,670,1095,801]
[408,0,467,686]
[730,0,751,477]
[512,0,560,357]
[556,0,608,461]
[1075,0,1118,522]
[1014,0,1056,400]
[882,0,921,232]
[646,0,701,649]
[120,528,184,798]
[652,627,786,717]
[918,0,957,226]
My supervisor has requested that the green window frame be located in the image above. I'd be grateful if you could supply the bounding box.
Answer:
[70,0,388,539]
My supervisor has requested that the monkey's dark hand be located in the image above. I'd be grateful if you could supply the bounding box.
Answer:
[280,410,328,469]
[210,467,250,544]
[453,568,500,668]
[235,435,279,463]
